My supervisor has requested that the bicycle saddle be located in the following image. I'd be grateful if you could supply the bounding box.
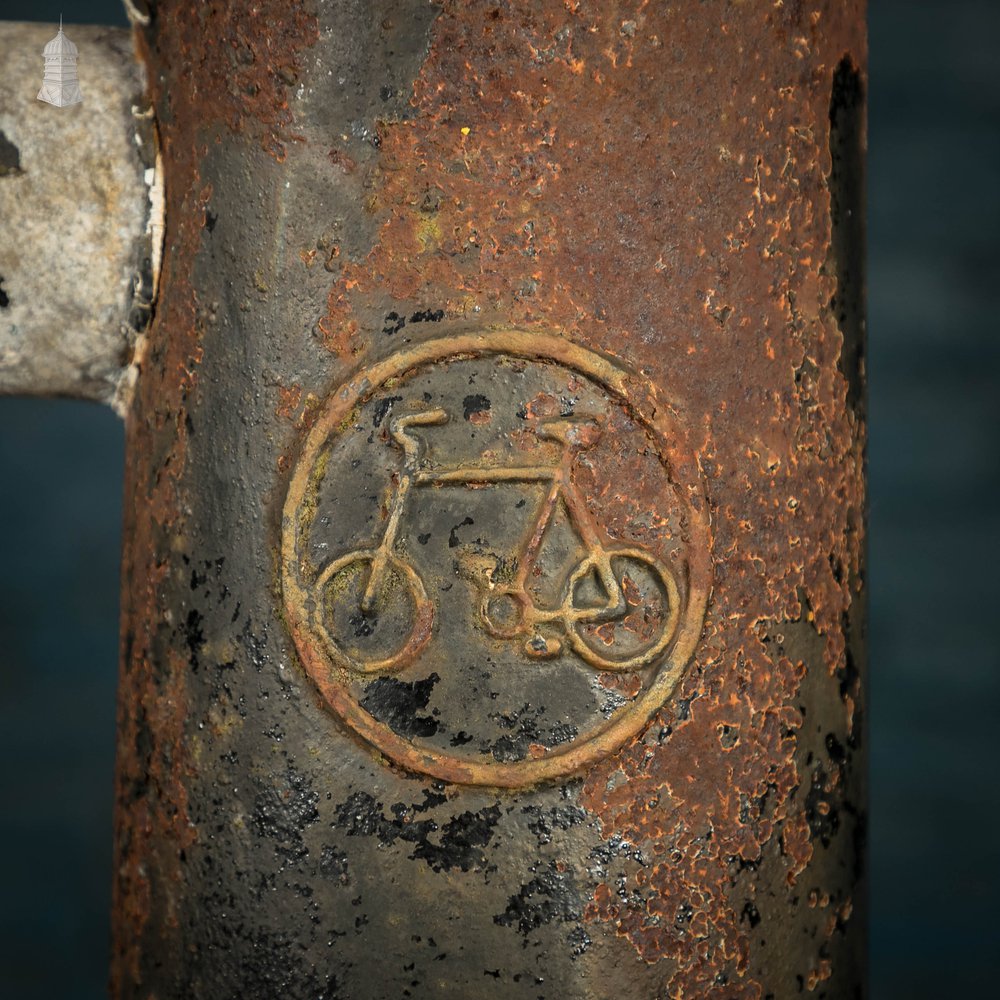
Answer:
[535,416,603,449]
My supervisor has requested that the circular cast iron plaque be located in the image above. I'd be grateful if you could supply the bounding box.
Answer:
[282,332,710,786]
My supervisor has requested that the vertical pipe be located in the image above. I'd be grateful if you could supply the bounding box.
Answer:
[115,3,866,996]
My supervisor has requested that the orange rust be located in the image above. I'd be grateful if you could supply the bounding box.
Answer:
[150,1,318,160]
[598,670,643,703]
[316,311,358,358]
[275,382,303,421]
[116,0,864,992]
[524,393,563,420]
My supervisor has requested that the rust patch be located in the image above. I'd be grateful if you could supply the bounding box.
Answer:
[315,0,866,993]
[149,0,318,160]
[275,382,303,421]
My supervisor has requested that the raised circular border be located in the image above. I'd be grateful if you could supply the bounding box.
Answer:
[281,331,712,787]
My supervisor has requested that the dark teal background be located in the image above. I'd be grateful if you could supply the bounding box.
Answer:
[1,1,997,996]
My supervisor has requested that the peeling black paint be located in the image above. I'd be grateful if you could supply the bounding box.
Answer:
[332,791,502,874]
[494,862,582,936]
[447,516,475,548]
[462,394,491,420]
[251,766,320,863]
[480,704,579,763]
[522,803,588,846]
[361,673,441,739]
[372,394,403,428]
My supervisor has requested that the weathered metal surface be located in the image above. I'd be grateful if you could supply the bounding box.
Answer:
[117,2,866,997]
[0,22,155,411]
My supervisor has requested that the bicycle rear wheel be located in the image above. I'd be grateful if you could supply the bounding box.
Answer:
[566,548,680,672]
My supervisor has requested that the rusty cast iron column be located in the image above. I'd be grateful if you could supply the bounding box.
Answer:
[115,2,866,997]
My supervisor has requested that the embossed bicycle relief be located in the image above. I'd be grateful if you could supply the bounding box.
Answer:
[281,332,710,786]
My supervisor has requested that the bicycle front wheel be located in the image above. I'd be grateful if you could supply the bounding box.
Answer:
[312,549,433,674]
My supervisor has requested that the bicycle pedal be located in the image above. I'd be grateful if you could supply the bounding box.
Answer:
[525,635,561,659]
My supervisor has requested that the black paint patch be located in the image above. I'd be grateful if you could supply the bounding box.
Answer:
[481,703,579,763]
[361,673,440,738]
[382,310,406,335]
[410,805,502,873]
[383,307,446,336]
[462,393,491,420]
[332,791,501,874]
[334,791,388,839]
[448,516,475,548]
[411,308,444,324]
[349,610,375,638]
[251,767,320,863]
[0,130,21,176]
[741,900,762,928]
[0,276,8,309]
[372,394,403,428]
[183,608,205,671]
[494,861,582,935]
[825,731,847,763]
[521,803,588,846]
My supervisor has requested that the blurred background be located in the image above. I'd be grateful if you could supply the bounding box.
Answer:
[1,1,997,997]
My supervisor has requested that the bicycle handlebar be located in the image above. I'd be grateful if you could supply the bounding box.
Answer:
[389,408,449,458]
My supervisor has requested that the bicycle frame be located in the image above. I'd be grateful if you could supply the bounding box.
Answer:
[358,408,625,630]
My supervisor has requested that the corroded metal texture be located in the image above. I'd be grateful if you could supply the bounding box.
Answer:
[117,2,866,997]
[0,22,155,411]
